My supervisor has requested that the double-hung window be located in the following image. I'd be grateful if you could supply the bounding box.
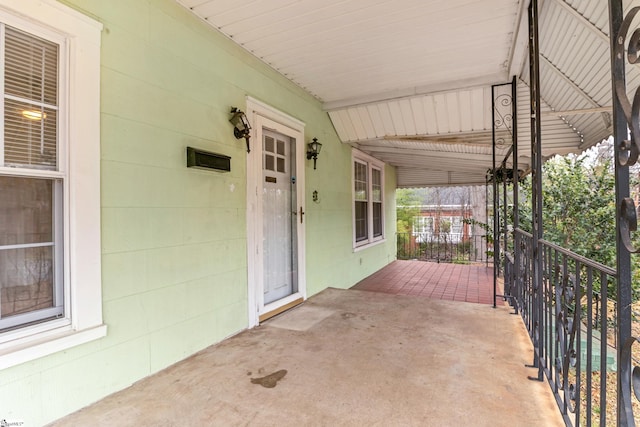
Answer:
[353,150,385,248]
[0,1,104,369]
[0,24,63,333]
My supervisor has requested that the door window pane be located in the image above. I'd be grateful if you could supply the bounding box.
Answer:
[265,154,274,171]
[264,136,274,153]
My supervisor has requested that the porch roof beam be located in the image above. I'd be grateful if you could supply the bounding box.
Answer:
[322,73,506,111]
[540,106,612,116]
[358,145,504,161]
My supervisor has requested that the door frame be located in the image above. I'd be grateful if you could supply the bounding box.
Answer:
[245,97,306,328]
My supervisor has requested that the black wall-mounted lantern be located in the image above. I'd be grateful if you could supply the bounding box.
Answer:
[229,107,251,153]
[306,137,322,170]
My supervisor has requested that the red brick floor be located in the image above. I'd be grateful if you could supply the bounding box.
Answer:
[352,260,503,305]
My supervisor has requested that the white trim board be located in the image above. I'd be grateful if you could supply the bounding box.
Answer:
[245,97,307,328]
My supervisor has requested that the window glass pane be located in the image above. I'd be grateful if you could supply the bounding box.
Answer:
[373,202,382,237]
[452,217,463,233]
[355,201,368,242]
[372,168,381,202]
[4,26,58,170]
[413,216,426,234]
[372,168,381,185]
[277,139,285,155]
[277,157,285,173]
[0,246,54,322]
[412,216,422,234]
[355,161,366,181]
[5,26,58,105]
[4,99,57,169]
[0,176,53,246]
[354,162,367,201]
[0,177,60,332]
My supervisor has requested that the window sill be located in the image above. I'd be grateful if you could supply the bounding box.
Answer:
[353,238,386,253]
[0,324,107,370]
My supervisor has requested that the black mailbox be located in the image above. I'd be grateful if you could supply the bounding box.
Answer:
[187,147,231,172]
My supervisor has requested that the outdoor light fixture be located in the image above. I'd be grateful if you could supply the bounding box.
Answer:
[306,137,322,169]
[229,107,251,153]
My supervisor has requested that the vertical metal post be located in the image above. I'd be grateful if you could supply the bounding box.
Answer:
[528,0,544,380]
[485,178,489,267]
[503,164,508,251]
[512,76,519,313]
[491,85,499,308]
[512,75,519,232]
[502,159,508,303]
[608,1,633,425]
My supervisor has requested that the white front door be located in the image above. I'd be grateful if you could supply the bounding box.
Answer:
[262,129,298,304]
[245,99,306,326]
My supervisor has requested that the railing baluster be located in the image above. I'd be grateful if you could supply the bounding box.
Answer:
[546,245,553,380]
[574,262,582,424]
[586,266,593,427]
[511,230,621,426]
[600,272,608,427]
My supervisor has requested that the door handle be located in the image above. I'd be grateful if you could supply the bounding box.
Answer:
[300,206,305,224]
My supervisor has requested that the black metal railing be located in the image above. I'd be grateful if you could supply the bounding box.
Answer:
[396,233,489,264]
[505,228,640,426]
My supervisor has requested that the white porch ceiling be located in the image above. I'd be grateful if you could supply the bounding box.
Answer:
[177,0,638,187]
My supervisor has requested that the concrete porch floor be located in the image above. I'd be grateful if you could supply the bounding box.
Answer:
[51,288,562,426]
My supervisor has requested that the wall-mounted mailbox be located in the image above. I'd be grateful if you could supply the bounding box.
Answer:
[187,147,231,172]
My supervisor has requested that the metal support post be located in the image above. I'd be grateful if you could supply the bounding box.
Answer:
[528,0,544,381]
[492,85,499,309]
[512,74,519,232]
[511,75,519,315]
[608,1,635,424]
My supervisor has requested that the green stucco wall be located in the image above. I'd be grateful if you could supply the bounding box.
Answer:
[0,1,396,424]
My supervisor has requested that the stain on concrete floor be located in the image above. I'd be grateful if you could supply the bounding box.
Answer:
[250,369,287,388]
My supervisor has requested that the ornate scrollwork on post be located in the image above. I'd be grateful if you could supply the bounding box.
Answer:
[616,7,640,253]
[615,7,640,423]
[494,93,513,146]
[621,337,640,423]
[620,197,640,253]
[614,6,640,167]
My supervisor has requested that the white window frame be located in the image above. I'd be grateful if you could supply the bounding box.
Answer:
[413,216,434,236]
[352,149,385,250]
[0,0,104,370]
